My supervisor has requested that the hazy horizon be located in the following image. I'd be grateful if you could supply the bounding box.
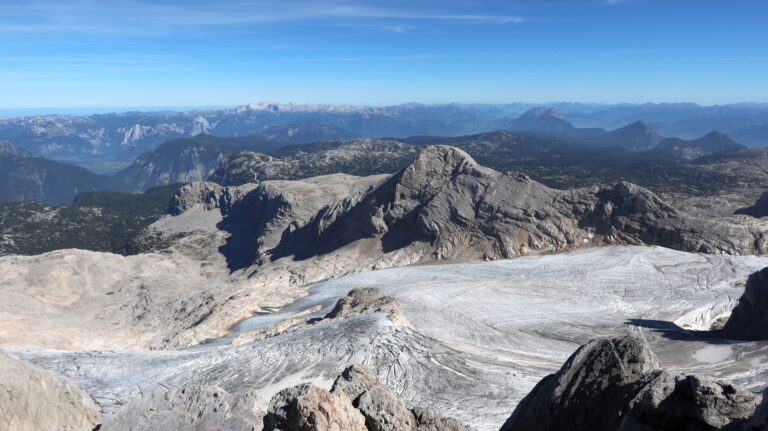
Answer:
[3,100,768,118]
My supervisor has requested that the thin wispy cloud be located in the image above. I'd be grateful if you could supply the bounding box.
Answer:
[0,0,526,35]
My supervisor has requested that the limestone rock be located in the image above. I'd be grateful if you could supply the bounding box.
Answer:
[0,352,101,431]
[501,335,762,431]
[331,364,416,431]
[723,267,768,340]
[622,373,758,430]
[324,288,410,326]
[101,384,266,431]
[499,335,658,431]
[263,383,367,431]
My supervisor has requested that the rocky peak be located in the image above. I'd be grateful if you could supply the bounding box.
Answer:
[394,145,479,204]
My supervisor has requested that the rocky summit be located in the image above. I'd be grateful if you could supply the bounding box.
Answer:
[178,145,768,273]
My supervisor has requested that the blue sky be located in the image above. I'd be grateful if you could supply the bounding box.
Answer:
[0,0,766,110]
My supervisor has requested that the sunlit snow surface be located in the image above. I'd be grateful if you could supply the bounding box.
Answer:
[15,246,768,430]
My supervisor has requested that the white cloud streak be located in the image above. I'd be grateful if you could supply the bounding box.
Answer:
[0,0,525,35]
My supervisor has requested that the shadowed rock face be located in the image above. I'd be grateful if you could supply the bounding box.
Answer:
[100,385,267,431]
[500,336,760,431]
[736,192,768,218]
[0,352,101,431]
[746,388,768,430]
[500,336,659,431]
[723,267,768,340]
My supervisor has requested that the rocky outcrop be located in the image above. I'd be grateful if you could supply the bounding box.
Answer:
[263,365,474,431]
[500,336,659,431]
[722,267,768,340]
[101,384,266,431]
[232,288,408,345]
[324,288,409,326]
[331,364,417,431]
[0,352,101,431]
[500,336,760,431]
[264,383,367,431]
[166,180,253,216]
[588,181,768,255]
[624,373,758,431]
[736,192,768,218]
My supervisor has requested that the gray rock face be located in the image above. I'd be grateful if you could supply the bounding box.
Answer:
[736,192,768,218]
[167,180,253,216]
[623,374,758,431]
[331,364,416,431]
[0,352,101,431]
[324,288,407,324]
[501,336,761,431]
[263,383,367,431]
[264,365,475,431]
[589,182,768,255]
[500,336,658,431]
[101,384,266,431]
[723,267,768,340]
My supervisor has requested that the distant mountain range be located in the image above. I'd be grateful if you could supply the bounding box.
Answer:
[0,102,765,172]
[0,141,129,204]
[0,102,762,203]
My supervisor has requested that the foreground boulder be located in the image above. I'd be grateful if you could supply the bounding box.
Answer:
[624,373,758,430]
[263,383,367,431]
[723,267,768,340]
[0,352,101,431]
[101,384,266,431]
[331,364,417,431]
[263,364,474,431]
[500,336,658,431]
[500,336,760,431]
